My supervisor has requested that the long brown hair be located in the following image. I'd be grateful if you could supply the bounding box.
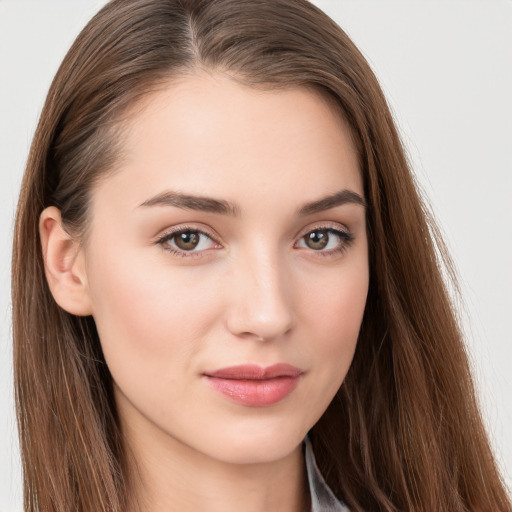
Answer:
[12,0,510,510]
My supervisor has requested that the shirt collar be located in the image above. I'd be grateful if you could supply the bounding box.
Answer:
[304,436,350,512]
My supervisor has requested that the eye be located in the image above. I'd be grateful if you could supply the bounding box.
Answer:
[157,228,219,255]
[296,227,353,254]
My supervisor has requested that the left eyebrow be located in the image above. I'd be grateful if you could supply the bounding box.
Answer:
[139,190,240,216]
[297,189,366,216]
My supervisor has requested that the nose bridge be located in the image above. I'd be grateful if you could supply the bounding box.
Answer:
[225,241,295,341]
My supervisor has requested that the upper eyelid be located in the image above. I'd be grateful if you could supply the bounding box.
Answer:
[293,221,351,241]
[155,224,219,244]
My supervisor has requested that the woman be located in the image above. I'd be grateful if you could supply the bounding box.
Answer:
[11,0,511,511]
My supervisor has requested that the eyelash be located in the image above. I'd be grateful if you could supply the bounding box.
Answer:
[155,224,354,259]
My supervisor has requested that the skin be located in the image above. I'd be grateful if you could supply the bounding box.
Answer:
[40,72,369,512]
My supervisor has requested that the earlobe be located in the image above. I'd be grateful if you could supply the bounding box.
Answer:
[39,207,93,316]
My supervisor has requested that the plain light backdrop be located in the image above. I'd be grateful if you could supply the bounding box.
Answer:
[1,1,511,510]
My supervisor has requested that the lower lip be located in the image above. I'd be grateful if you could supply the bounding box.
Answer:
[203,375,301,407]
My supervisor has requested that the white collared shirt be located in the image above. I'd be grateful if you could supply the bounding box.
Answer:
[304,437,350,512]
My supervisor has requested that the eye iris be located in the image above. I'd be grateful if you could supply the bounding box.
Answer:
[174,231,200,250]
[306,230,329,250]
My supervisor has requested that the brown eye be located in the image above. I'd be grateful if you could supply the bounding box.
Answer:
[304,229,329,250]
[296,227,354,254]
[174,231,200,251]
[158,228,218,254]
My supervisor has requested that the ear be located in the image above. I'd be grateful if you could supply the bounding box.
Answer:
[39,207,93,316]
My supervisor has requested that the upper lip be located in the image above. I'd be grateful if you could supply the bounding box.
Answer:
[204,364,303,380]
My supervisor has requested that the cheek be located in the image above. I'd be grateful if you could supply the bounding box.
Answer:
[85,247,224,381]
[303,255,368,344]
[299,257,368,402]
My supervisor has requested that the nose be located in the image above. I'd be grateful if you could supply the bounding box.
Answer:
[224,246,296,342]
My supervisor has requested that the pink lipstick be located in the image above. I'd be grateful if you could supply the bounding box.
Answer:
[203,364,302,407]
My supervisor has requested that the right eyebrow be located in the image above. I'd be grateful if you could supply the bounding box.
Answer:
[138,190,241,216]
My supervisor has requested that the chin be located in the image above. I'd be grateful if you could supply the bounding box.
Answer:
[194,420,309,466]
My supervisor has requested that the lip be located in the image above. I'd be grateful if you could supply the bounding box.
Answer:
[203,364,303,407]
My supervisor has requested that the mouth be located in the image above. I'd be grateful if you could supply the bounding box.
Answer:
[202,364,303,407]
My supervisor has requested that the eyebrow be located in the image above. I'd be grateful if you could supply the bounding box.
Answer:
[139,188,366,216]
[139,191,240,216]
[297,189,366,216]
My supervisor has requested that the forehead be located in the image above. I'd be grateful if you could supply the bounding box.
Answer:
[93,72,362,213]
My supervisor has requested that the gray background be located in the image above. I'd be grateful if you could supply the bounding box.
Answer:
[1,1,511,509]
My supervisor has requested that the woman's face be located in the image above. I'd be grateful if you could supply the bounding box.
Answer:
[81,73,368,465]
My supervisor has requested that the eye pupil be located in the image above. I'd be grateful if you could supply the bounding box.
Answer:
[175,231,200,250]
[305,230,329,250]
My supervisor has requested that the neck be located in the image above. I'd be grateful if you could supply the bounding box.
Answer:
[122,420,308,512]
